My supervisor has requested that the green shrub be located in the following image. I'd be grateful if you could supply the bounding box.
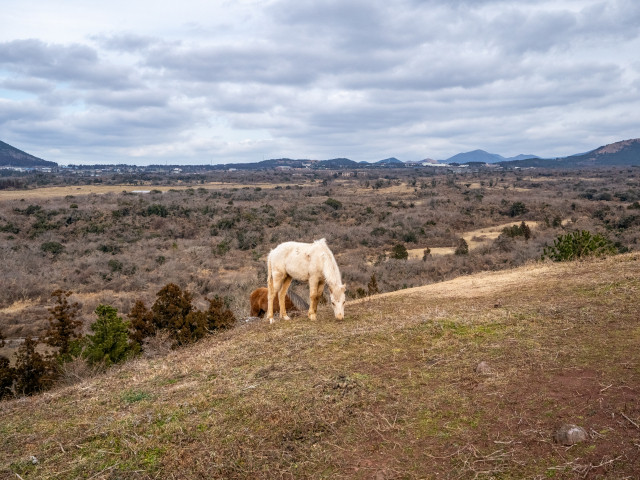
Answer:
[0,222,20,234]
[108,259,123,272]
[98,244,122,254]
[627,201,640,210]
[542,230,616,262]
[502,221,532,240]
[45,290,83,361]
[214,240,231,256]
[0,328,15,400]
[596,192,612,201]
[70,204,78,208]
[325,198,342,210]
[128,284,236,349]
[390,244,408,260]
[371,227,387,237]
[509,201,528,217]
[41,241,65,255]
[217,218,236,230]
[402,231,417,243]
[85,305,135,366]
[146,204,168,217]
[14,336,56,396]
[455,238,469,255]
[151,189,163,194]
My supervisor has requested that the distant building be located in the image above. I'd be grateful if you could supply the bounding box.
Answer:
[228,168,237,172]
[275,166,292,170]
[341,172,352,177]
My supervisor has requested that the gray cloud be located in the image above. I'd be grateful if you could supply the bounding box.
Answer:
[0,0,639,164]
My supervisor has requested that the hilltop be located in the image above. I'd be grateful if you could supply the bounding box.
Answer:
[0,140,57,168]
[2,253,639,479]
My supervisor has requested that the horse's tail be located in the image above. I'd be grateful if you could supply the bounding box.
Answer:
[287,290,309,312]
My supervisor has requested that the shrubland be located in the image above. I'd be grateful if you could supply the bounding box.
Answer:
[0,167,638,343]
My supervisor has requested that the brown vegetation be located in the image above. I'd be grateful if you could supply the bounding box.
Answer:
[1,167,638,345]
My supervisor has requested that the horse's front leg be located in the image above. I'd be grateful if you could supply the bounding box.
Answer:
[268,275,284,324]
[279,276,293,321]
[308,279,323,321]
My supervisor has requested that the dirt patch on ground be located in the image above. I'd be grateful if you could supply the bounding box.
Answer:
[352,259,556,303]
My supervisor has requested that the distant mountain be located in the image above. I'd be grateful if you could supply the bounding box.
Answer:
[445,150,540,164]
[445,150,504,164]
[376,157,403,164]
[318,158,359,168]
[498,138,640,168]
[505,154,539,161]
[419,158,439,164]
[0,140,57,167]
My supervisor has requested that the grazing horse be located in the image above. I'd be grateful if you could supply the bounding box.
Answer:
[249,287,309,318]
[267,238,346,323]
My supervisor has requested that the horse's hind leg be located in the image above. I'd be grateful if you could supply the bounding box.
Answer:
[279,276,293,321]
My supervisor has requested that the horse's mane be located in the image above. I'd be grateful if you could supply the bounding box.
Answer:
[315,238,342,287]
[287,290,309,312]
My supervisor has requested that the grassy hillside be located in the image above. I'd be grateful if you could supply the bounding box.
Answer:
[1,253,639,479]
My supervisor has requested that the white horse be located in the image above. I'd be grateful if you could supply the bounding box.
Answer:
[267,238,346,323]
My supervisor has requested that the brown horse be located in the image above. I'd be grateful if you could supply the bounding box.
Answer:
[250,288,309,318]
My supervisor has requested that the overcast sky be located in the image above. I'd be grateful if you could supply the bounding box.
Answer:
[1,0,639,165]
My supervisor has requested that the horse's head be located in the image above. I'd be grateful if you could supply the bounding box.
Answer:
[330,284,346,320]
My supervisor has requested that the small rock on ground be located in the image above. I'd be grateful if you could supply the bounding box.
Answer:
[475,361,492,374]
[555,424,588,445]
[243,316,262,324]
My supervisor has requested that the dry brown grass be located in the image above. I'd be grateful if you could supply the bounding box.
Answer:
[0,181,311,200]
[1,253,639,479]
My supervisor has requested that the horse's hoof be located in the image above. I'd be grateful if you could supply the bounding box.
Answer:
[309,314,317,321]
[283,315,291,321]
[269,317,275,324]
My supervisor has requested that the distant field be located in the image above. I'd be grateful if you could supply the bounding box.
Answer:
[0,181,311,200]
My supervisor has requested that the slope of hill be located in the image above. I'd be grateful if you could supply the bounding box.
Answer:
[499,138,640,168]
[2,254,639,479]
[0,140,57,167]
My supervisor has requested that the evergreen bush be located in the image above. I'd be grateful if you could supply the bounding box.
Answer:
[45,290,83,361]
[14,336,56,396]
[542,230,616,261]
[509,201,528,217]
[41,241,65,255]
[85,305,135,366]
[455,238,469,255]
[325,198,342,210]
[0,329,15,400]
[390,244,408,260]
